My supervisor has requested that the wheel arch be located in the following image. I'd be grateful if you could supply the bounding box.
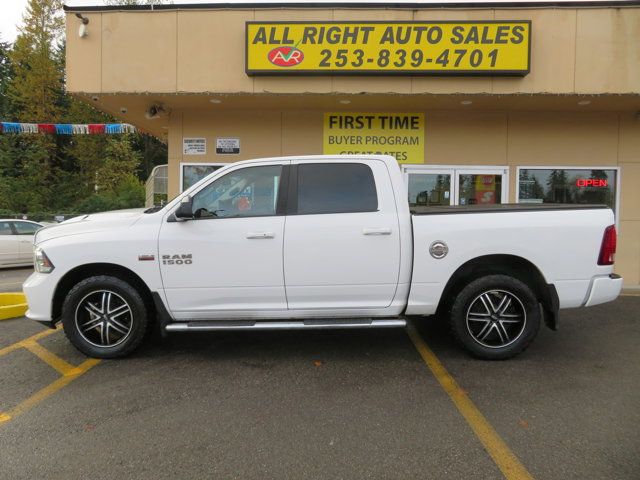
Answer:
[436,254,558,330]
[52,263,155,323]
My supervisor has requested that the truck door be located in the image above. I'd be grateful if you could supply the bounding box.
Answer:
[283,160,401,310]
[158,162,288,319]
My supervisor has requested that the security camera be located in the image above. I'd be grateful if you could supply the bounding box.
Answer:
[120,107,128,114]
[145,103,166,120]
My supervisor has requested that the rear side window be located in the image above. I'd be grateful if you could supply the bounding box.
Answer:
[0,222,12,235]
[296,163,378,215]
[13,222,39,235]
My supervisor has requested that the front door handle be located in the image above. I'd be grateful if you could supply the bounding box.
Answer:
[362,228,392,236]
[246,232,275,239]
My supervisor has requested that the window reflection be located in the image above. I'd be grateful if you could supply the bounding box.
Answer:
[519,169,617,213]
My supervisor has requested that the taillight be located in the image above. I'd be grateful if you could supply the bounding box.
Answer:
[597,225,617,266]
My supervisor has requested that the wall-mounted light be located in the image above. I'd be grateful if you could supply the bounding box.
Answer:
[75,13,89,38]
[209,99,222,104]
[577,100,591,106]
[339,99,351,104]
[460,100,473,105]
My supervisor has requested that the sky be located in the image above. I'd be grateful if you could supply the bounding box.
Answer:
[0,0,628,43]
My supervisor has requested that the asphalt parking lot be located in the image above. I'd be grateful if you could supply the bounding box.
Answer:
[1,268,638,480]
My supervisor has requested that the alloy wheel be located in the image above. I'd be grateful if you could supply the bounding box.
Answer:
[74,290,133,348]
[465,289,527,349]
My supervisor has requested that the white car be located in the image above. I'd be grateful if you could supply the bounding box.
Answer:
[0,219,43,268]
[23,155,622,360]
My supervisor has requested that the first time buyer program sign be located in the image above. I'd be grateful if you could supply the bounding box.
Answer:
[324,113,425,164]
[246,21,531,75]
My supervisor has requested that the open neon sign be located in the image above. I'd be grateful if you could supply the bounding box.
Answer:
[576,178,608,188]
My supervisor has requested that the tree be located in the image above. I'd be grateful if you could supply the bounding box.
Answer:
[8,0,64,122]
[0,0,167,217]
[98,137,143,193]
[0,39,13,118]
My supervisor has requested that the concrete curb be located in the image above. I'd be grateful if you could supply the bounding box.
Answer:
[0,293,28,320]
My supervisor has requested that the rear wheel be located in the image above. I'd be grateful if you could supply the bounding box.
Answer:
[61,275,148,358]
[449,274,540,360]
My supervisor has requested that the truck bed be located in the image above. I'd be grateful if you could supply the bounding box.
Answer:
[410,203,609,215]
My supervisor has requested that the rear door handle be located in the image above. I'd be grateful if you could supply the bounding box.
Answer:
[362,228,392,236]
[246,232,275,239]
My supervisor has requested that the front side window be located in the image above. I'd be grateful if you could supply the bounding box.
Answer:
[297,163,378,215]
[13,222,40,235]
[191,165,282,219]
[0,222,13,235]
[518,168,618,214]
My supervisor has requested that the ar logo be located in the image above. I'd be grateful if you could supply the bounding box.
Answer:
[268,46,304,67]
[162,254,193,265]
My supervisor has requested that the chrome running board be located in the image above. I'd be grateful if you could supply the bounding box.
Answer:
[165,318,406,332]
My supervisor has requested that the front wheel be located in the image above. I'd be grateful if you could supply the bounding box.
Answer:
[61,275,149,359]
[449,275,540,360]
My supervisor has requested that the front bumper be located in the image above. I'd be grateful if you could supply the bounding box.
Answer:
[584,274,623,307]
[23,271,58,326]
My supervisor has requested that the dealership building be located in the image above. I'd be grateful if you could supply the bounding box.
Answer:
[64,1,640,288]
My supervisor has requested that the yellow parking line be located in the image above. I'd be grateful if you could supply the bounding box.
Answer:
[0,358,100,426]
[22,341,83,376]
[0,326,61,358]
[407,324,534,480]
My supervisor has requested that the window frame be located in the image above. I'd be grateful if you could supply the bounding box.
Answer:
[187,163,289,221]
[401,164,510,206]
[287,162,379,216]
[515,165,621,227]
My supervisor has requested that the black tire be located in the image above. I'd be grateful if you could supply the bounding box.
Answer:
[61,275,148,359]
[449,274,540,360]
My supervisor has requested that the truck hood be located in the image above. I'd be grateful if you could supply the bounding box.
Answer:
[35,208,147,244]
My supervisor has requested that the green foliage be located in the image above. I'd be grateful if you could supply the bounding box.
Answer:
[0,0,167,217]
[0,40,13,118]
[75,175,145,213]
[8,0,64,122]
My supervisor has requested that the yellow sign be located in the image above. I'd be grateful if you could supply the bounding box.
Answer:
[323,113,425,164]
[246,22,530,75]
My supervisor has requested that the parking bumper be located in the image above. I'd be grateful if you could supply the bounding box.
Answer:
[585,274,623,307]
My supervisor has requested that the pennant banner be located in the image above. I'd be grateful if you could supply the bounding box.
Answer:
[0,122,136,135]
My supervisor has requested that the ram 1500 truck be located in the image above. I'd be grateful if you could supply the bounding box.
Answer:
[23,155,622,359]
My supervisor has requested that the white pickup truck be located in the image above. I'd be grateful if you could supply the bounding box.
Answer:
[23,155,622,360]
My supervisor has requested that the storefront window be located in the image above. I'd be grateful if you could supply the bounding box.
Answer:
[408,174,451,206]
[459,174,502,205]
[518,168,618,213]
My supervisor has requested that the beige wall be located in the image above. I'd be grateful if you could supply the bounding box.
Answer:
[167,108,640,286]
[66,7,640,95]
[64,5,640,285]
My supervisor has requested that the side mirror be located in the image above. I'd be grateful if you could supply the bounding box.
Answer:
[174,196,194,220]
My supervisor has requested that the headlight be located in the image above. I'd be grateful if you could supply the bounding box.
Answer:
[34,247,55,273]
